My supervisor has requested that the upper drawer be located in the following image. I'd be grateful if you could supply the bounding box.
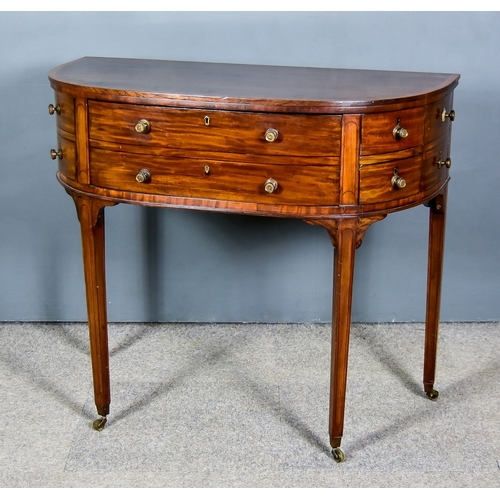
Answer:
[51,91,75,134]
[88,101,342,158]
[424,93,454,142]
[361,107,424,156]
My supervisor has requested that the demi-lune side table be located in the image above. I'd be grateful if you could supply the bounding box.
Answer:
[48,57,459,462]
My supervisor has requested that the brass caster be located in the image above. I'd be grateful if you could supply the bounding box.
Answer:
[426,389,439,401]
[331,447,345,463]
[93,416,107,431]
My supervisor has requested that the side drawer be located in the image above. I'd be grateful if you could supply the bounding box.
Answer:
[88,101,342,158]
[89,148,340,206]
[52,91,75,134]
[55,132,76,180]
[361,107,424,155]
[422,136,451,192]
[359,155,423,204]
[424,93,454,142]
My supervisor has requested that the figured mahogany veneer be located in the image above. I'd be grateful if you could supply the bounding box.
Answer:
[48,57,459,461]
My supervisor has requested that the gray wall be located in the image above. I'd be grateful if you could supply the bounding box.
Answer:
[0,11,498,323]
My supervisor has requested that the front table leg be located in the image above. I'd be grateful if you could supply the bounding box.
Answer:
[328,218,358,463]
[423,187,448,400]
[70,193,116,430]
[307,217,382,462]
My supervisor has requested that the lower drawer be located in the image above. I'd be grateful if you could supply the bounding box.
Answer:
[89,148,340,206]
[422,136,451,192]
[359,155,422,204]
[56,133,76,180]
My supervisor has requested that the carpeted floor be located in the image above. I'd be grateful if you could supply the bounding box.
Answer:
[0,322,498,487]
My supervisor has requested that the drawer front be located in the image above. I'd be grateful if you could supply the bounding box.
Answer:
[53,91,75,134]
[424,93,454,142]
[359,155,423,204]
[361,107,424,155]
[89,148,340,206]
[88,101,342,158]
[56,133,76,180]
[422,136,451,192]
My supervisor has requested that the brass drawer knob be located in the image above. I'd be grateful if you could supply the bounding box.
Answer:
[391,175,406,190]
[441,108,455,122]
[437,157,452,169]
[134,119,151,134]
[48,103,61,115]
[50,148,63,160]
[136,169,151,183]
[264,178,278,193]
[265,128,279,142]
[392,123,409,140]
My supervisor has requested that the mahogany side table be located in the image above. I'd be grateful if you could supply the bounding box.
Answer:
[48,57,459,462]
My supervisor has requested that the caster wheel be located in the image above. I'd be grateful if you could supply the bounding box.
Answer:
[426,389,439,401]
[331,447,345,463]
[93,417,107,431]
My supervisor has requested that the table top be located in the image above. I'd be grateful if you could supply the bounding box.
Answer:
[49,57,460,113]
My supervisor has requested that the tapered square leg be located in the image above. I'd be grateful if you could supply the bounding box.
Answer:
[306,216,383,462]
[424,187,447,400]
[71,193,115,429]
[329,219,358,460]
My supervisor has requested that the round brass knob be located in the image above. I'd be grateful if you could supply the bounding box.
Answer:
[441,108,456,122]
[265,128,279,143]
[48,104,60,115]
[437,157,452,169]
[393,124,409,140]
[134,119,151,134]
[264,178,278,193]
[136,169,151,183]
[391,175,407,190]
[50,148,62,160]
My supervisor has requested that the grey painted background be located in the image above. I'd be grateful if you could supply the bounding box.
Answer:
[0,11,498,323]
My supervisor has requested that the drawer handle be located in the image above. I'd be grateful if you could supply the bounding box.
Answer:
[265,128,279,142]
[136,169,151,183]
[441,108,455,122]
[134,119,151,134]
[48,103,61,115]
[50,148,63,160]
[264,178,278,193]
[392,120,409,140]
[391,174,406,190]
[437,157,452,169]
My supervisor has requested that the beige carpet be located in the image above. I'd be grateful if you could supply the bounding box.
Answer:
[0,322,498,487]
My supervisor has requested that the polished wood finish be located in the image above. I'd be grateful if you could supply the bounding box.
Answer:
[49,57,459,460]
